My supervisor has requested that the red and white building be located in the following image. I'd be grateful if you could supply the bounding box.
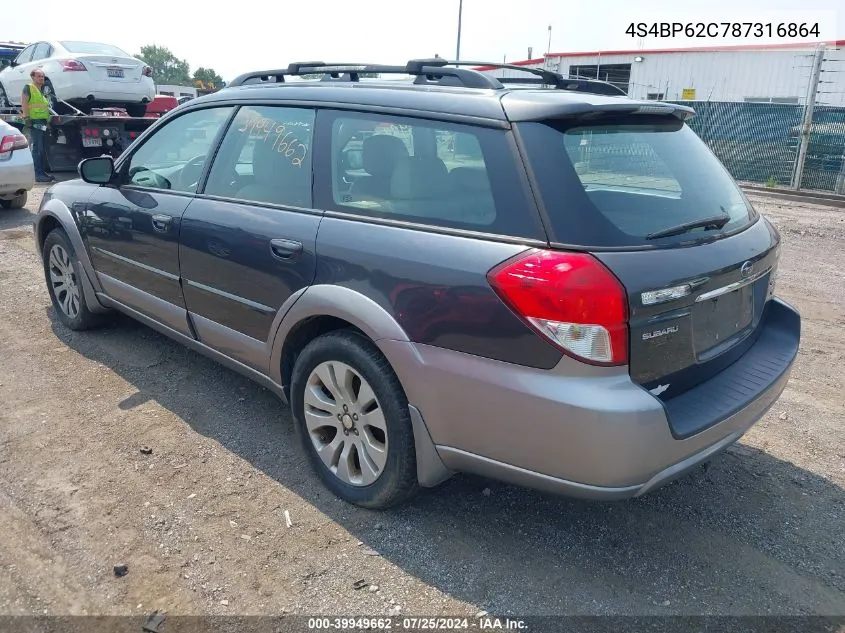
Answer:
[478,40,845,105]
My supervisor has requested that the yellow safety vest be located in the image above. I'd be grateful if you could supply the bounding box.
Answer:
[27,83,50,120]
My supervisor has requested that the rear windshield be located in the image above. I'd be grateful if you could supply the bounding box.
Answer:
[60,41,129,57]
[517,115,757,247]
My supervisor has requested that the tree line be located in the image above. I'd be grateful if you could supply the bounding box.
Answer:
[135,45,382,89]
[136,45,225,90]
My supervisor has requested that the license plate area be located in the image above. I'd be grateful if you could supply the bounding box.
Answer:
[692,284,754,357]
[82,137,103,148]
[107,67,124,78]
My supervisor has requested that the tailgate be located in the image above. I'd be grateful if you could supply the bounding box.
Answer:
[594,216,779,401]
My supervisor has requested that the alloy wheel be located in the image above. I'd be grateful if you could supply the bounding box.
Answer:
[48,244,81,319]
[303,360,388,486]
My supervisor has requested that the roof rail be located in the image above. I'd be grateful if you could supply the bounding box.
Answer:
[460,61,628,96]
[226,59,628,96]
[228,59,504,89]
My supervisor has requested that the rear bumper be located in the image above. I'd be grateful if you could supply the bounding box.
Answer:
[381,297,800,499]
[0,154,35,198]
[56,75,155,103]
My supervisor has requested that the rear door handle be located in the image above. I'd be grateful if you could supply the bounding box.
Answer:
[270,238,303,260]
[151,214,172,232]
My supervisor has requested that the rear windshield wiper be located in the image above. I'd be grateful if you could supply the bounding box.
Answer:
[645,214,731,240]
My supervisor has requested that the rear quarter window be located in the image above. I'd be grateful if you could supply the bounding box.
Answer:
[320,111,545,240]
[517,115,757,248]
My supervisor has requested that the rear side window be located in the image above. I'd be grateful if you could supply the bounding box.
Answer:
[31,43,52,61]
[517,115,757,247]
[323,112,543,239]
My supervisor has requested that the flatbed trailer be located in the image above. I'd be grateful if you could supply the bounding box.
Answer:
[0,105,156,171]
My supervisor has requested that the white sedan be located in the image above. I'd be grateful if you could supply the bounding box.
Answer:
[0,40,155,117]
[0,119,34,210]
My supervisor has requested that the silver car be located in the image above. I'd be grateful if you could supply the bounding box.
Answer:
[0,119,34,209]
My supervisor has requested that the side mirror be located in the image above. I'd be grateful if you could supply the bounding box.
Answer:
[79,156,115,184]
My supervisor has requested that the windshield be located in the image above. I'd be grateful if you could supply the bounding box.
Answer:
[516,115,757,247]
[60,41,130,57]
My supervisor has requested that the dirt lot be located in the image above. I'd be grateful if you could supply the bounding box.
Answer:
[0,185,843,622]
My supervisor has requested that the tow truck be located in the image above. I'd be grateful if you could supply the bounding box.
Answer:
[0,97,159,171]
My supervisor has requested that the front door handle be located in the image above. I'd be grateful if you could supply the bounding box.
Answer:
[151,214,172,233]
[270,238,303,261]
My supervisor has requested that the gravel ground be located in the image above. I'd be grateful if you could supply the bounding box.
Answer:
[0,185,843,622]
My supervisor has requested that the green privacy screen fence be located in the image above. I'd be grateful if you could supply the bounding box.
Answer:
[669,101,845,193]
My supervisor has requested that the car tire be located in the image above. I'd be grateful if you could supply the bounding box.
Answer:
[125,104,147,118]
[42,228,109,331]
[0,192,27,210]
[290,329,420,509]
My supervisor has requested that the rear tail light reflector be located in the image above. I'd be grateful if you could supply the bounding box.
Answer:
[60,59,87,72]
[0,133,28,157]
[487,249,629,366]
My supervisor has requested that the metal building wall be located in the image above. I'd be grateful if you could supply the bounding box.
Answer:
[479,47,845,106]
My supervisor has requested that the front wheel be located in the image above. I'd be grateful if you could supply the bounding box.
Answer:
[290,330,419,509]
[42,229,109,330]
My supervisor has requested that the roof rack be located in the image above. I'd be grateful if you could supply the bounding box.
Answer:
[227,59,628,96]
[228,59,503,89]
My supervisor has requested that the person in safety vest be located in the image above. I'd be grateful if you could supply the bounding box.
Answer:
[21,69,55,183]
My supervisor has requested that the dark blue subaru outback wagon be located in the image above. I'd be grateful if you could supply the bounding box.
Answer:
[34,60,801,508]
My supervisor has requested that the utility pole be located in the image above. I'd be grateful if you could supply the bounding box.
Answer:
[546,25,552,55]
[792,44,825,190]
[455,0,463,61]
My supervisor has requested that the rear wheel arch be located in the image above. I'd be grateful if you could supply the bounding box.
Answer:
[290,328,421,508]
[279,315,367,401]
[269,284,411,389]
[273,288,454,494]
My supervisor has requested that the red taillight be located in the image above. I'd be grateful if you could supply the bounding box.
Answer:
[142,66,153,77]
[60,59,87,72]
[487,249,629,366]
[0,133,28,156]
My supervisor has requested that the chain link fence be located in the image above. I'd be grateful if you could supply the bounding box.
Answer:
[666,101,845,194]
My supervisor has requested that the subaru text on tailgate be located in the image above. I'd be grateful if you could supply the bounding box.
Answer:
[32,59,800,508]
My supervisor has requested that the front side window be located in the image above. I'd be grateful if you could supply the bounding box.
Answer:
[327,112,542,238]
[15,45,35,65]
[123,107,233,193]
[517,114,757,247]
[204,105,314,208]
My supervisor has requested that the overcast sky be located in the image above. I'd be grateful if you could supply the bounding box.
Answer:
[4,0,842,81]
